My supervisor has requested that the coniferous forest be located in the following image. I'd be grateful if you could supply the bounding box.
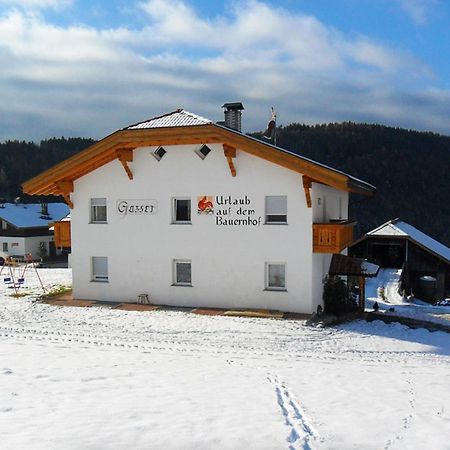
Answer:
[0,123,449,246]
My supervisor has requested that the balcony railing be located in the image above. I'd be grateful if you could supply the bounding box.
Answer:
[313,220,356,253]
[53,221,71,248]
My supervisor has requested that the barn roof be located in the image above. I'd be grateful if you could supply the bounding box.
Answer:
[0,203,70,228]
[22,109,376,200]
[364,219,450,263]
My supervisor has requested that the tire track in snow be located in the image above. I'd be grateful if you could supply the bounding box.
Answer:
[268,375,318,449]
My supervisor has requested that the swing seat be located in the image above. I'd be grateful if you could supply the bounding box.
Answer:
[4,277,12,284]
[17,277,25,285]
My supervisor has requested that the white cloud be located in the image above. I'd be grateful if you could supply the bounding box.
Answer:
[396,0,437,25]
[0,0,448,142]
[0,0,73,10]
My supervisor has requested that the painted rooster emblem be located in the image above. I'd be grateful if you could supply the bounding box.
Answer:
[197,196,214,214]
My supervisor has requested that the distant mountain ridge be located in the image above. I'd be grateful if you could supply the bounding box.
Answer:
[1,123,449,246]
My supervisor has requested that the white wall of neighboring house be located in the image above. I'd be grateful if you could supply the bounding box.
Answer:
[0,235,55,259]
[70,143,349,313]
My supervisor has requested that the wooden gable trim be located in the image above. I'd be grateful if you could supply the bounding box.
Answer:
[22,123,374,198]
[117,148,133,180]
[223,144,236,177]
[302,176,312,208]
[55,180,74,209]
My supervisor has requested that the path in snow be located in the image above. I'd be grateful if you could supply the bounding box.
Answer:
[365,267,450,327]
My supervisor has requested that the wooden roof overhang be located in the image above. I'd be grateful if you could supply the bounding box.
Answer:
[22,123,376,204]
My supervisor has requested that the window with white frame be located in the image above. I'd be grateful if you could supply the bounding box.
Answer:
[173,259,192,286]
[265,263,286,290]
[1,220,7,230]
[92,256,108,282]
[265,196,287,224]
[172,198,191,223]
[90,198,107,223]
[2,242,8,252]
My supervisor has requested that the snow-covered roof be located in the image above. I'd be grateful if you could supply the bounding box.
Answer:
[367,219,450,263]
[125,109,212,130]
[0,203,70,228]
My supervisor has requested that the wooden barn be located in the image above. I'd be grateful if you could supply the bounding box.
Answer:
[350,219,450,302]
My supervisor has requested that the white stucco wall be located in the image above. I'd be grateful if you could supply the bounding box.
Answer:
[70,143,349,313]
[0,235,55,259]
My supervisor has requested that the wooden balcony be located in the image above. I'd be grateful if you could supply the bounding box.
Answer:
[313,220,356,253]
[53,221,71,248]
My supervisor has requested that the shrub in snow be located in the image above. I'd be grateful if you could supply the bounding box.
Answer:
[323,276,357,316]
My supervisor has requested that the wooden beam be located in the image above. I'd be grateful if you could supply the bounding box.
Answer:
[55,180,74,209]
[223,144,236,177]
[117,148,133,180]
[358,277,366,312]
[302,175,312,208]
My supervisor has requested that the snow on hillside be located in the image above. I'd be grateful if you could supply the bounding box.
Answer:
[0,269,450,449]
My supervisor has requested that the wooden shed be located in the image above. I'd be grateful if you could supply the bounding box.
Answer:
[350,219,450,302]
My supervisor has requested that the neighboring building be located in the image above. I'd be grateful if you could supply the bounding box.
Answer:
[22,107,375,313]
[51,213,71,250]
[350,219,450,302]
[0,202,70,259]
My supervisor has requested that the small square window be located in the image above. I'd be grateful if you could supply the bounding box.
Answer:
[265,196,287,224]
[195,144,211,160]
[266,263,286,291]
[92,256,108,282]
[172,198,191,223]
[152,146,166,161]
[173,260,192,286]
[90,198,107,223]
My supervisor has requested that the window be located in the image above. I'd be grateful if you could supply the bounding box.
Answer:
[2,242,7,252]
[92,256,108,282]
[195,144,212,160]
[90,198,107,223]
[173,260,192,286]
[265,196,287,224]
[152,146,166,161]
[1,220,7,230]
[172,198,191,223]
[265,263,286,291]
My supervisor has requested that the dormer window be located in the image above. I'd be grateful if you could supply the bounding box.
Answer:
[195,144,211,160]
[152,146,166,161]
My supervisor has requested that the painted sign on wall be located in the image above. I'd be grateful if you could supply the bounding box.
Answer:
[116,199,158,216]
[198,195,262,226]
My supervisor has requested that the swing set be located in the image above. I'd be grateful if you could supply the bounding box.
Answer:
[0,254,45,295]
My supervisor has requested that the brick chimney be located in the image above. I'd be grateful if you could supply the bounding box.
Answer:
[221,102,244,132]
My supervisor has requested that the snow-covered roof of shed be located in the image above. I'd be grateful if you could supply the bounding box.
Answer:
[125,109,212,130]
[368,219,450,263]
[0,203,70,228]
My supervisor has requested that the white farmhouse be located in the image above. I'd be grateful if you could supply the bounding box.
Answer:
[23,106,375,314]
[0,202,69,259]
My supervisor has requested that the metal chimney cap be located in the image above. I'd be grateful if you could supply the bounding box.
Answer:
[222,102,244,111]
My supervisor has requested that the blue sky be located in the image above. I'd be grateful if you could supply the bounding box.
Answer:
[0,0,449,141]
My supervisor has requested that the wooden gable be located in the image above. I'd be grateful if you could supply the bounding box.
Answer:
[22,121,375,206]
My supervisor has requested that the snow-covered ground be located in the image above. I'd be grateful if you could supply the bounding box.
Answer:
[365,268,450,326]
[1,268,450,449]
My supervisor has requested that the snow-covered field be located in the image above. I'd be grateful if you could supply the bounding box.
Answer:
[1,269,450,449]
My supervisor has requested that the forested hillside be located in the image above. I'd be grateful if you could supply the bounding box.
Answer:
[1,124,449,246]
[0,138,95,202]
[253,123,450,246]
